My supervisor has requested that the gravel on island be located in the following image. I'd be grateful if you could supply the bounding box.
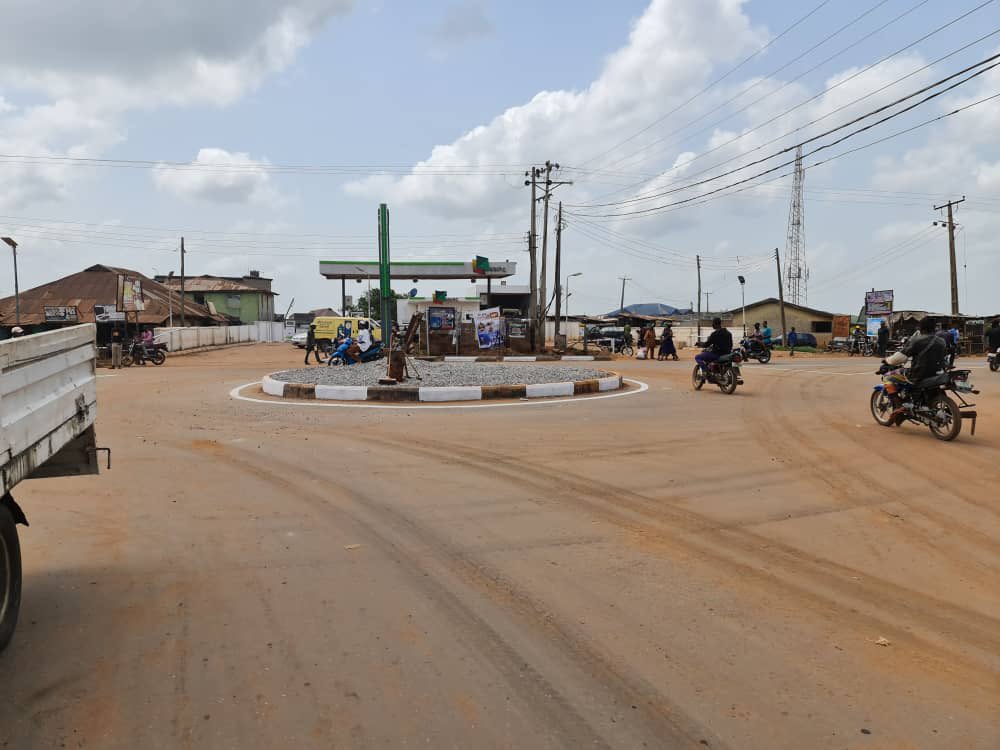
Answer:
[271,361,611,387]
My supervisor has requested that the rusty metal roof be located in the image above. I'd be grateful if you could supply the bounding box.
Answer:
[159,275,278,295]
[0,264,225,326]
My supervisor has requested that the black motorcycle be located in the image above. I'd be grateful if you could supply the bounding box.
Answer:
[692,350,744,394]
[871,365,978,441]
[989,348,999,372]
[123,340,166,366]
[739,336,771,364]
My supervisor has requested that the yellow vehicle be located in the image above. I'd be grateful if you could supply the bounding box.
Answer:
[311,316,383,347]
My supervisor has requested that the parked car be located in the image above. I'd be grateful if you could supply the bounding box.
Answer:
[290,331,307,348]
[772,332,818,348]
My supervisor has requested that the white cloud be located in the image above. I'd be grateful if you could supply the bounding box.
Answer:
[152,148,283,205]
[431,2,494,46]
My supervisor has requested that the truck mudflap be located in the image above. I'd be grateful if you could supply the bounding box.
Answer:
[0,493,28,527]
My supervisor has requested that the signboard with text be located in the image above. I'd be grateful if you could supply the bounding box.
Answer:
[427,306,456,331]
[473,307,502,349]
[44,306,79,323]
[94,304,126,322]
[865,289,893,316]
[117,275,145,312]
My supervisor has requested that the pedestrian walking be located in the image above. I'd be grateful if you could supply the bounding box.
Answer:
[788,327,798,357]
[643,326,656,358]
[877,321,889,358]
[304,324,323,365]
[658,324,678,360]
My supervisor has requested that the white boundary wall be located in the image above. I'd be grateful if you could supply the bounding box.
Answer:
[154,321,285,352]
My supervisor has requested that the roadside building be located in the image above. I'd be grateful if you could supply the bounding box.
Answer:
[0,264,221,342]
[155,271,277,324]
[728,298,839,347]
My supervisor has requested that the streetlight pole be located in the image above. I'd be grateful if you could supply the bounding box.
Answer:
[2,237,19,327]
[168,271,174,327]
[738,275,746,337]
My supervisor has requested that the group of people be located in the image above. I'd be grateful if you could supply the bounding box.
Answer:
[627,324,679,361]
[303,321,375,366]
[110,326,155,364]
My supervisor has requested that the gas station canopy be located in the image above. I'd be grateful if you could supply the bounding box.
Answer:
[319,259,516,281]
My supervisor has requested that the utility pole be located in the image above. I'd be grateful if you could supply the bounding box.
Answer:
[618,276,630,310]
[553,201,565,342]
[775,248,787,344]
[933,196,965,315]
[179,236,186,327]
[703,292,712,315]
[533,161,572,349]
[696,255,702,343]
[525,168,540,350]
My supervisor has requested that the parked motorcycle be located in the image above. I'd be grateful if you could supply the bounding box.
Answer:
[870,364,978,441]
[988,348,999,372]
[739,337,771,364]
[692,351,744,394]
[122,340,166,366]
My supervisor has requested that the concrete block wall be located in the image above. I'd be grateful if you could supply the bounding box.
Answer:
[153,322,285,352]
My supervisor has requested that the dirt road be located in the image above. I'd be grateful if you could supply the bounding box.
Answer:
[2,345,998,748]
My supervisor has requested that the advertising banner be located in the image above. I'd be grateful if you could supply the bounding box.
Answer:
[44,306,79,323]
[865,289,893,316]
[473,306,502,349]
[427,306,456,331]
[94,304,126,322]
[866,316,885,337]
[117,275,145,312]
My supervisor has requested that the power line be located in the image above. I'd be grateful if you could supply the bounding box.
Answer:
[568,51,1000,210]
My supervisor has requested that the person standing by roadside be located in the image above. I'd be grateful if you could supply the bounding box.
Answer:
[643,326,656,359]
[304,324,323,365]
[623,323,633,349]
[877,321,890,358]
[987,319,1000,354]
[788,327,798,357]
[658,324,678,360]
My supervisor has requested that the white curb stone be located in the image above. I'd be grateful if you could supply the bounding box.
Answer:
[443,356,478,362]
[262,375,286,397]
[418,386,483,402]
[504,356,537,362]
[598,375,622,392]
[315,384,368,401]
[561,356,595,361]
[525,381,575,398]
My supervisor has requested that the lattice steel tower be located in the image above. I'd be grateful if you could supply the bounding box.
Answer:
[784,145,808,305]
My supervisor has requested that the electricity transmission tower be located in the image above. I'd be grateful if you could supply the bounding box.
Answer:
[784,145,808,306]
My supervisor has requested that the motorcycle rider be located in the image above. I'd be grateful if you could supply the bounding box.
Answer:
[883,317,948,423]
[696,317,733,371]
[987,319,1000,354]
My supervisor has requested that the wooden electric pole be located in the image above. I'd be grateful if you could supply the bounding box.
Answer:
[934,196,965,315]
[775,248,787,343]
[179,236,186,327]
[553,202,564,341]
[618,276,630,311]
[696,255,702,343]
[525,168,539,350]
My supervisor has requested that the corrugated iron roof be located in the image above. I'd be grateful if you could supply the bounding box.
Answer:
[0,264,225,326]
[160,275,277,294]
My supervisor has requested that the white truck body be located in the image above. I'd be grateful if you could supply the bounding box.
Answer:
[1,324,100,492]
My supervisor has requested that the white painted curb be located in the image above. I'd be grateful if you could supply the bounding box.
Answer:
[504,356,537,362]
[561,355,596,361]
[418,386,483,402]
[525,381,575,398]
[443,356,478,362]
[598,374,622,392]
[262,375,286,397]
[316,384,368,401]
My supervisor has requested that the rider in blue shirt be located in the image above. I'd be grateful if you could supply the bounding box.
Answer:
[761,321,773,347]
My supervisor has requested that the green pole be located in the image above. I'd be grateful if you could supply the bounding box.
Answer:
[378,204,392,335]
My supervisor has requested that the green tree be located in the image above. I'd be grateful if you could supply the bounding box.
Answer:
[357,288,404,320]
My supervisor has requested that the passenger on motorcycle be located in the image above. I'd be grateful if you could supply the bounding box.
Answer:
[696,317,733,371]
[882,317,948,421]
[357,321,373,353]
[761,321,772,347]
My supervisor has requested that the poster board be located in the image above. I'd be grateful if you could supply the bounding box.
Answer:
[866,317,885,337]
[832,315,851,338]
[94,304,126,322]
[427,306,456,331]
[865,290,893,316]
[117,275,145,312]
[473,307,502,349]
[44,306,79,323]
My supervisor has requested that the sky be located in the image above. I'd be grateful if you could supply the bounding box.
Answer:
[0,0,998,317]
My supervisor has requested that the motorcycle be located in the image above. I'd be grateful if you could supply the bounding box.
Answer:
[739,336,771,364]
[870,364,978,441]
[327,340,384,366]
[988,348,999,372]
[123,340,166,366]
[692,350,744,394]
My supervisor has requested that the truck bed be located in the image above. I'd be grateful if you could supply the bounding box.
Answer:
[1,324,99,495]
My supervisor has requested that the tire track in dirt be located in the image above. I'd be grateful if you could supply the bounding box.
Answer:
[355,427,1000,693]
[179,439,721,750]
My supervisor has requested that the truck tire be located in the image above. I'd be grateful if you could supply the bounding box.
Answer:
[0,504,22,653]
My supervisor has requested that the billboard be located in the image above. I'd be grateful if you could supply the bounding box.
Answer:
[117,275,145,312]
[427,306,456,331]
[866,317,885,337]
[473,306,502,349]
[94,304,126,322]
[865,290,893,316]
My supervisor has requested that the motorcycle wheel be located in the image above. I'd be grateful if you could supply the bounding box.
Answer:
[691,365,706,390]
[757,348,771,364]
[869,390,894,427]
[718,368,737,394]
[990,357,999,372]
[121,355,134,367]
[150,350,166,366]
[928,394,962,442]
[621,345,634,357]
